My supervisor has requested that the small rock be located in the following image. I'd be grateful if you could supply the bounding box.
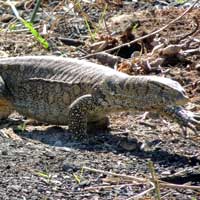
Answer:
[195,64,200,71]
[1,150,8,155]
[21,188,28,193]
[30,196,38,200]
[43,150,56,159]
[5,165,11,170]
[15,0,26,8]
[55,146,73,152]
[62,162,79,172]
[54,192,64,197]
[0,14,14,23]
[0,51,9,57]
[54,140,63,146]
[79,180,91,187]
[8,185,21,192]
[31,189,38,194]
[161,170,171,176]
[119,138,141,151]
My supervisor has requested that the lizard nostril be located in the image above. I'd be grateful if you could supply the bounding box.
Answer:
[183,92,189,100]
[182,90,187,96]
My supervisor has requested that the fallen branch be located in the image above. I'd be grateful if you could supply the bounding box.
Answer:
[182,47,200,56]
[86,52,121,68]
[148,161,161,200]
[83,166,200,192]
[160,181,200,190]
[83,166,155,200]
[125,186,155,200]
[83,166,150,184]
[171,16,199,44]
[84,182,141,191]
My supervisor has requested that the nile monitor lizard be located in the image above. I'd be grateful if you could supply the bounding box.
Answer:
[0,56,199,138]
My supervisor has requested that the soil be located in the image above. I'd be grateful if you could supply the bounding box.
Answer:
[0,1,200,199]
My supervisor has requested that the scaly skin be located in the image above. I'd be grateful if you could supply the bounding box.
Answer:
[0,56,199,138]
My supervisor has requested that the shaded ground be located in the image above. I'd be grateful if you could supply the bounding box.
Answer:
[0,1,200,199]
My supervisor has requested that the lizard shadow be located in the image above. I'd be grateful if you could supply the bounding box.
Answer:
[13,123,200,169]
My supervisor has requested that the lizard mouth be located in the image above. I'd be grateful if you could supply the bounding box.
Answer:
[176,95,189,106]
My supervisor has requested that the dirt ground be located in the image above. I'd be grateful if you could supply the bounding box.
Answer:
[0,1,200,199]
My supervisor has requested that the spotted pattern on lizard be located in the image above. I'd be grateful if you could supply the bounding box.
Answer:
[0,56,199,138]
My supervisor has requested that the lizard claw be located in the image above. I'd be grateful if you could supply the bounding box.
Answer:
[164,106,200,135]
[192,113,200,121]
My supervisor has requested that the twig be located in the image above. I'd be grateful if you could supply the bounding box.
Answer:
[160,181,199,199]
[84,182,141,191]
[83,166,150,184]
[83,165,200,200]
[4,26,40,33]
[83,166,155,200]
[182,47,200,56]
[174,16,199,43]
[30,0,41,23]
[6,0,21,19]
[58,37,85,46]
[159,181,200,190]
[188,36,200,43]
[139,121,157,129]
[86,52,121,68]
[148,161,161,200]
[125,186,155,200]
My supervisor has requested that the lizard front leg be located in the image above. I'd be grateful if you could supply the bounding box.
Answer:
[162,106,200,135]
[68,94,102,139]
[0,76,14,120]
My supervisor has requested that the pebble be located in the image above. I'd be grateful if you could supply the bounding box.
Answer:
[119,138,141,151]
[0,14,14,23]
[161,170,171,175]
[195,63,200,71]
[62,162,79,172]
[53,140,63,146]
[8,185,21,192]
[30,196,38,200]
[1,150,8,155]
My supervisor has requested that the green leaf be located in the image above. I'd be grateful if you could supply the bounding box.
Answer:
[73,173,81,184]
[9,23,17,31]
[35,171,50,179]
[176,0,187,4]
[17,122,26,132]
[21,19,49,49]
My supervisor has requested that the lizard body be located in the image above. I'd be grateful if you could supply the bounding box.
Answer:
[0,56,199,137]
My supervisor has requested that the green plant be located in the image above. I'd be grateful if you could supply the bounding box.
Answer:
[96,3,108,34]
[8,23,17,31]
[75,2,108,41]
[7,0,49,49]
[35,170,52,183]
[132,23,139,32]
[73,173,81,184]
[73,167,84,184]
[21,19,49,49]
[17,122,27,132]
[30,0,41,23]
[176,0,187,4]
[75,2,95,41]
[148,161,161,200]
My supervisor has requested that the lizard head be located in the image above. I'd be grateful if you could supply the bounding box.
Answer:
[97,76,189,112]
[145,76,189,108]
